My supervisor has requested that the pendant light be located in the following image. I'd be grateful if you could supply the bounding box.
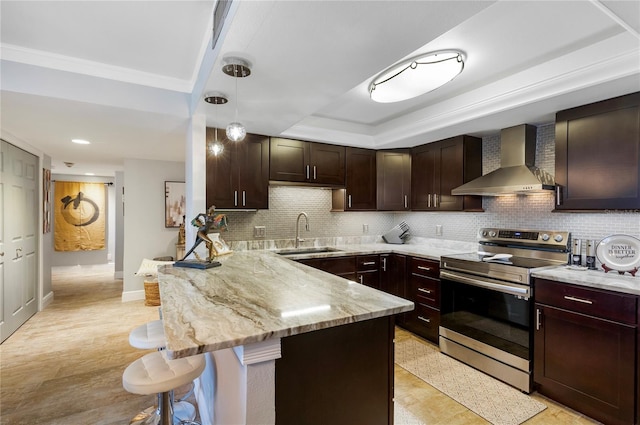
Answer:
[203,92,228,156]
[222,57,251,142]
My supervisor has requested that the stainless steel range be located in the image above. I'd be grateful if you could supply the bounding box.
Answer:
[439,228,570,393]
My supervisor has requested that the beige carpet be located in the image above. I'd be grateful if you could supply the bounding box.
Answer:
[395,339,546,425]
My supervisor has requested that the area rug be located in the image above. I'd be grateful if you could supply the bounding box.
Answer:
[395,339,546,425]
[394,401,426,425]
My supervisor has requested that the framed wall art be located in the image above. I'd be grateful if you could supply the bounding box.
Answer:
[165,181,186,228]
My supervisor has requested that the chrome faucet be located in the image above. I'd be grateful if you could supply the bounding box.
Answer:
[295,212,309,248]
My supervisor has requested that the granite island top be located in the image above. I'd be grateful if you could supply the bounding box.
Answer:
[158,249,416,359]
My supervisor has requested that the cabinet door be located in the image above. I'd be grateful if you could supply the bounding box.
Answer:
[345,147,377,210]
[380,254,406,298]
[411,144,438,210]
[270,137,309,182]
[377,150,411,211]
[412,136,482,211]
[238,134,269,209]
[207,130,269,209]
[534,304,636,425]
[206,129,238,209]
[310,143,345,186]
[555,92,640,210]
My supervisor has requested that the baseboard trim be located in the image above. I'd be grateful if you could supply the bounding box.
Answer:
[122,290,145,303]
[114,270,124,279]
[42,291,54,309]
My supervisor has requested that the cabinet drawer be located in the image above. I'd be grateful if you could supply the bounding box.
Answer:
[410,257,439,279]
[410,275,439,307]
[406,303,440,342]
[535,278,637,325]
[357,255,379,270]
[298,256,355,275]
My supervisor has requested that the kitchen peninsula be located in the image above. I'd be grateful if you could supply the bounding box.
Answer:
[157,249,414,425]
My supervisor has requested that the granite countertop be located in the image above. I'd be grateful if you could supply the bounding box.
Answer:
[532,266,640,296]
[272,240,476,262]
[158,250,415,359]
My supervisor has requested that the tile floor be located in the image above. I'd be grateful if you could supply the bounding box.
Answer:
[0,263,601,424]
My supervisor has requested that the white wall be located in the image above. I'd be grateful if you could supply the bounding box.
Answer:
[122,159,185,300]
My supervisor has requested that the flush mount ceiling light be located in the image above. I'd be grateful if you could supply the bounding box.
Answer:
[222,57,251,142]
[369,50,464,103]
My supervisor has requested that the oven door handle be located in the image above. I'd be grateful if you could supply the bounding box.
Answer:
[440,270,530,298]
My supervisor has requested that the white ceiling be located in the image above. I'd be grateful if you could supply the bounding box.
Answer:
[1,0,639,176]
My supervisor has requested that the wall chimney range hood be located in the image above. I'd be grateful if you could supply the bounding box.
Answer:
[451,124,555,196]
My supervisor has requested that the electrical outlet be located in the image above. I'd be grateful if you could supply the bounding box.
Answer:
[436,225,443,236]
[254,226,266,238]
[363,224,369,233]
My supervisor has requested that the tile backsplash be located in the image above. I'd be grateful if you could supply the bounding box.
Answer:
[220,123,639,246]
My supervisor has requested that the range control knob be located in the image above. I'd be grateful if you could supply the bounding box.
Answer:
[489,231,497,237]
[554,234,564,242]
[541,233,550,241]
[481,230,488,237]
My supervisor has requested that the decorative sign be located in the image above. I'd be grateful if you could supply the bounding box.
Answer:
[54,181,106,251]
[596,234,640,276]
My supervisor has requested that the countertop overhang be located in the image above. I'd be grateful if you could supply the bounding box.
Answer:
[158,249,414,359]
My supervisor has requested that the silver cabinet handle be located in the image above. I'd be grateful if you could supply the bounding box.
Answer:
[13,248,23,261]
[313,166,317,180]
[348,195,352,208]
[382,257,387,272]
[359,275,363,284]
[306,165,310,180]
[234,190,238,207]
[418,316,431,323]
[536,308,542,331]
[362,261,376,266]
[242,191,246,207]
[563,295,593,304]
[428,194,431,208]
[434,193,438,208]
[417,266,432,271]
[404,195,408,209]
[418,288,432,294]
[556,186,562,206]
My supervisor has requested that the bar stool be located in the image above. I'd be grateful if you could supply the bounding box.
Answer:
[129,319,166,350]
[128,320,197,425]
[123,351,205,425]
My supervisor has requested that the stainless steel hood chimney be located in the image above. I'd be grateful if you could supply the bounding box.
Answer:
[451,124,555,196]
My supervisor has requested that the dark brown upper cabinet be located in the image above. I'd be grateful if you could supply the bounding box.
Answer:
[269,138,345,186]
[346,147,377,211]
[411,135,483,211]
[377,150,411,211]
[206,128,269,209]
[555,92,640,210]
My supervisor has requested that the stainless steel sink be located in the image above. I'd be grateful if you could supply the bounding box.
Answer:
[276,247,342,257]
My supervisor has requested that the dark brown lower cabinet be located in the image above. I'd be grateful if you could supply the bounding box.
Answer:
[275,316,394,425]
[401,257,440,343]
[297,256,356,281]
[534,279,637,425]
[356,255,380,289]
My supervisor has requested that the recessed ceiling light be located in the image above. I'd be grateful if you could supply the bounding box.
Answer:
[72,139,91,145]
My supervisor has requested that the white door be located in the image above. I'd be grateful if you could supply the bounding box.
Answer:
[0,140,38,343]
